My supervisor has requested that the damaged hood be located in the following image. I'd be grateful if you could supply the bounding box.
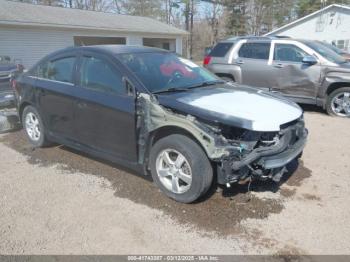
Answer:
[156,83,302,132]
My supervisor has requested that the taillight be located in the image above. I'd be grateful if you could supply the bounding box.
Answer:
[203,56,212,66]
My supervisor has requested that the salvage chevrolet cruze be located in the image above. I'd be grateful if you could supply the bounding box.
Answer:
[13,45,308,203]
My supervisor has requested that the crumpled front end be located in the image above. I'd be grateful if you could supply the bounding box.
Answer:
[216,118,308,184]
[137,93,307,185]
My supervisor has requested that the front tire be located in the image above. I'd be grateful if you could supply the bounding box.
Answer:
[22,105,50,147]
[149,134,213,203]
[326,87,350,117]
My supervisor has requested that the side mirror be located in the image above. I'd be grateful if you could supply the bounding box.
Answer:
[302,56,318,65]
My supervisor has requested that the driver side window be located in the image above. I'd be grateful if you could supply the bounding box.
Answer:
[274,44,308,63]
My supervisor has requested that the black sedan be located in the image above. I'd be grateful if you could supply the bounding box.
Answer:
[14,45,307,203]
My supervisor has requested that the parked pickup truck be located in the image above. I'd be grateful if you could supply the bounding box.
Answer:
[204,36,350,117]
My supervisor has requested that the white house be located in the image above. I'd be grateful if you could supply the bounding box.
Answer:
[266,4,350,52]
[0,0,188,68]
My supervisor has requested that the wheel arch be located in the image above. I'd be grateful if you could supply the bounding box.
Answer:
[326,82,350,96]
[143,125,212,171]
[215,73,235,81]
[18,101,33,122]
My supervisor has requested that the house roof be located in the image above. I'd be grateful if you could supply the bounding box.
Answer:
[266,4,350,36]
[0,0,188,35]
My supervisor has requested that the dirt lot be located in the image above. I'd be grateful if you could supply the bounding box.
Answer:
[0,108,349,255]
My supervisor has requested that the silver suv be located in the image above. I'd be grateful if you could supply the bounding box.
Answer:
[204,36,350,117]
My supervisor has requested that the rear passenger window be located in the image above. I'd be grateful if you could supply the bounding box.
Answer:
[79,56,124,95]
[238,43,271,60]
[37,62,49,78]
[210,43,234,57]
[47,57,76,83]
[29,61,49,78]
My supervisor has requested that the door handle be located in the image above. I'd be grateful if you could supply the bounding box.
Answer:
[274,63,284,68]
[271,90,282,94]
[77,102,87,109]
[236,60,244,65]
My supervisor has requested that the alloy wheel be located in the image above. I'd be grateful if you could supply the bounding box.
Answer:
[155,149,192,194]
[25,112,41,141]
[331,92,350,117]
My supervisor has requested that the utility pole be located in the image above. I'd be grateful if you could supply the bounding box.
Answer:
[190,0,194,59]
[184,0,190,58]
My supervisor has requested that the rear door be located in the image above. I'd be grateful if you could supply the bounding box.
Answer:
[234,42,272,91]
[73,52,137,162]
[269,42,321,100]
[34,54,77,140]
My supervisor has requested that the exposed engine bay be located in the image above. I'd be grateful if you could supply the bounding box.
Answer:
[215,119,307,184]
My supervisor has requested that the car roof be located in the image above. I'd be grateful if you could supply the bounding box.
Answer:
[223,35,292,42]
[47,45,169,59]
[218,36,327,46]
[80,45,169,54]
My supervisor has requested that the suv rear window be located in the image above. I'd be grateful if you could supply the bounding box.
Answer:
[209,42,234,57]
[238,43,271,60]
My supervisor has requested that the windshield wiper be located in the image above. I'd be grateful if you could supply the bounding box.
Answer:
[152,87,190,94]
[186,80,225,89]
[152,80,225,94]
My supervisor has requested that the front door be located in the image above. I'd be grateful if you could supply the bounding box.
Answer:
[73,53,137,162]
[269,43,321,100]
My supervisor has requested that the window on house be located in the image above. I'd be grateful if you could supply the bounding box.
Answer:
[337,40,345,50]
[162,43,170,50]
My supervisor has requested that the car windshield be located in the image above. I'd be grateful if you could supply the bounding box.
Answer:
[302,41,347,64]
[317,41,346,55]
[117,52,220,93]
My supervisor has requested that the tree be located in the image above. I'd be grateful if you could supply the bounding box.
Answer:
[117,0,164,18]
[205,0,223,44]
[74,0,113,11]
[296,0,350,18]
[223,0,248,36]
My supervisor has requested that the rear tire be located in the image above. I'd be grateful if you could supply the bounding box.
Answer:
[22,105,50,147]
[149,134,213,203]
[326,87,350,117]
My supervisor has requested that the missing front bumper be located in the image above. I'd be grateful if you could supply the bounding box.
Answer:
[217,122,308,184]
[261,130,307,169]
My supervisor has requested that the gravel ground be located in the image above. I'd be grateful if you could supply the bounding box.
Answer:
[0,109,349,255]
